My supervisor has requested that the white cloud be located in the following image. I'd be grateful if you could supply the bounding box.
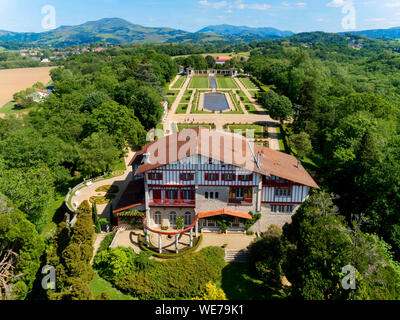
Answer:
[385,2,400,8]
[248,4,271,10]
[296,2,307,8]
[198,1,228,9]
[200,0,271,11]
[364,18,387,22]
[326,0,346,7]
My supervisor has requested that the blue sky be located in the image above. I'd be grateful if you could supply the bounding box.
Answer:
[0,0,399,33]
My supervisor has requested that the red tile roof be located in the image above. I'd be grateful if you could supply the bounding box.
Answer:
[129,128,319,189]
[199,209,252,220]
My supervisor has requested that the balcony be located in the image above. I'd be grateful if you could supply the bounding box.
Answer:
[228,198,253,206]
[150,199,196,207]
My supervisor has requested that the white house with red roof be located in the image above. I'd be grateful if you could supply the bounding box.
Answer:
[113,128,319,241]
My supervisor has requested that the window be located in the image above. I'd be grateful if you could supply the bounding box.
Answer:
[166,190,178,201]
[271,206,294,214]
[182,190,193,201]
[184,212,191,226]
[210,192,214,199]
[206,173,218,181]
[150,173,162,180]
[205,192,209,199]
[223,173,235,181]
[153,190,161,201]
[215,192,219,199]
[239,174,252,182]
[169,212,177,226]
[154,212,161,225]
[181,173,194,181]
[275,188,292,197]
[236,188,244,199]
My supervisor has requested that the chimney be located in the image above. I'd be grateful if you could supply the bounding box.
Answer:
[143,150,150,164]
[297,161,301,169]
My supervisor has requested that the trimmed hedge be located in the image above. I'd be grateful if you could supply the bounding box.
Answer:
[97,231,117,255]
[138,234,203,259]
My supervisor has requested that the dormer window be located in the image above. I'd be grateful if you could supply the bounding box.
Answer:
[275,188,291,197]
[223,173,235,181]
[238,174,253,182]
[180,173,194,181]
[205,173,218,181]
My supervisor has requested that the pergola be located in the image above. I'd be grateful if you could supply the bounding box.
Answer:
[141,209,252,254]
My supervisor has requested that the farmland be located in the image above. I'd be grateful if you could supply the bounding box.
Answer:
[0,66,54,108]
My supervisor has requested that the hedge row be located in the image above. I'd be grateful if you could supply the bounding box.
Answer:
[138,234,203,259]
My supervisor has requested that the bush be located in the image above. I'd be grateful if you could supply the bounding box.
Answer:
[94,247,137,282]
[193,282,227,300]
[114,248,225,300]
[248,225,284,284]
[97,231,116,254]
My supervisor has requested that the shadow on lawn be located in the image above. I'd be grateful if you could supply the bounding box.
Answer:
[221,263,286,300]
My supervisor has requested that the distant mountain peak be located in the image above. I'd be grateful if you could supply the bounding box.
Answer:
[196,24,293,38]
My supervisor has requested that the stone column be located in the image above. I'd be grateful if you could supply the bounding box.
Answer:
[190,228,193,247]
[195,219,199,237]
[175,235,179,254]
[158,233,162,254]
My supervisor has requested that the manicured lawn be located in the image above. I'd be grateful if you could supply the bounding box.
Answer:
[176,104,188,114]
[239,77,258,89]
[229,124,265,138]
[178,124,212,131]
[155,123,164,138]
[245,104,262,114]
[90,273,134,300]
[275,126,286,152]
[189,77,209,89]
[220,263,282,300]
[239,96,251,104]
[166,96,177,106]
[172,76,186,89]
[180,94,191,103]
[216,77,238,89]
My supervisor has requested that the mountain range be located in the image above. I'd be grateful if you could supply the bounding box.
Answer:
[0,18,294,47]
[346,27,400,39]
[0,18,399,47]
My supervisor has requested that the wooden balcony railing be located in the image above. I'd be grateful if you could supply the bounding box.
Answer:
[150,199,196,207]
[228,198,253,206]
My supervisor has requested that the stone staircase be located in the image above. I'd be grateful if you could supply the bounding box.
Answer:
[225,249,250,263]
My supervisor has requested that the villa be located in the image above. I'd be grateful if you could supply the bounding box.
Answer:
[113,128,319,237]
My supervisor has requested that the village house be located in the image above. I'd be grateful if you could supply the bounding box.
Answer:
[113,128,319,238]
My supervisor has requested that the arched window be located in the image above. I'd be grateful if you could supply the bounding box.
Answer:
[154,212,161,226]
[169,212,177,226]
[184,212,191,226]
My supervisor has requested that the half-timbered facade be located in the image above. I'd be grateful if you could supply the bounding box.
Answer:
[117,128,319,233]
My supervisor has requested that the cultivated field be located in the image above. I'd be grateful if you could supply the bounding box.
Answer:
[0,66,55,108]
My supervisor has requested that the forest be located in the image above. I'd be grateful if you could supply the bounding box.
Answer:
[2,32,400,300]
